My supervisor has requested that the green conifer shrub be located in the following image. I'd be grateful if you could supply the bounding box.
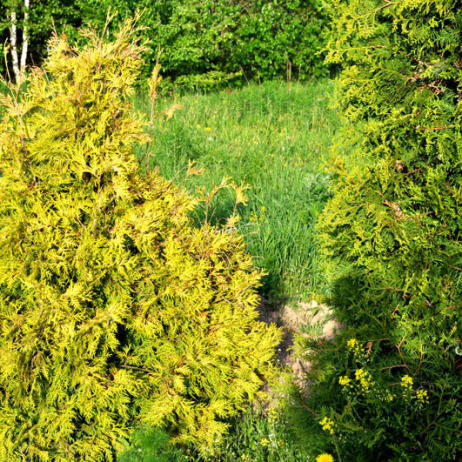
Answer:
[299,1,462,460]
[0,20,280,461]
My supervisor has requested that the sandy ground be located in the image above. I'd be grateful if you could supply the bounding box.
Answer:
[259,298,343,397]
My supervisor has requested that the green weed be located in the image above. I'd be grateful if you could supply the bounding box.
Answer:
[200,406,314,462]
[119,428,187,462]
[120,406,318,462]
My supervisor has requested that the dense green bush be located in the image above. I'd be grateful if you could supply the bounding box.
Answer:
[297,0,462,460]
[0,20,280,460]
[143,0,330,90]
[0,0,329,88]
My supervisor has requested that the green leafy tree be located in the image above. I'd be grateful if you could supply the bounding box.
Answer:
[0,19,280,461]
[229,0,328,82]
[141,0,330,89]
[0,0,330,88]
[299,0,462,460]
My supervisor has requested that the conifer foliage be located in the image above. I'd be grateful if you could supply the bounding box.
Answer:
[312,0,462,459]
[0,20,280,460]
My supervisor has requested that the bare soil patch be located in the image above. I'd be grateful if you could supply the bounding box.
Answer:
[259,298,343,397]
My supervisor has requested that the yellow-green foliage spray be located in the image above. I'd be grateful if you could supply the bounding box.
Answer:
[0,19,280,461]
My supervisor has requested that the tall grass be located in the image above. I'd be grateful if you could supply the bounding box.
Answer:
[135,80,340,301]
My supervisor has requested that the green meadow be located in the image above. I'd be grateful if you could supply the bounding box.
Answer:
[135,80,340,302]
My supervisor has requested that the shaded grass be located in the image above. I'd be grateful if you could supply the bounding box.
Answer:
[135,79,340,301]
[120,405,321,462]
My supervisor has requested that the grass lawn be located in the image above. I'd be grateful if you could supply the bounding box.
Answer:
[134,79,340,302]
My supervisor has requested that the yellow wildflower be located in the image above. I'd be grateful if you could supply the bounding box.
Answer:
[319,417,335,435]
[260,438,269,447]
[339,375,351,387]
[258,205,266,222]
[416,389,429,403]
[249,211,258,222]
[385,391,395,402]
[347,338,359,350]
[267,406,277,423]
[401,375,413,391]
[354,368,373,392]
[316,454,334,462]
[347,338,363,357]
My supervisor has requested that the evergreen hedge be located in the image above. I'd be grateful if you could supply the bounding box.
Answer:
[302,1,462,460]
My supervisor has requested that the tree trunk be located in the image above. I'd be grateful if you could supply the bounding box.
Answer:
[8,0,29,83]
[20,0,30,79]
[9,9,20,82]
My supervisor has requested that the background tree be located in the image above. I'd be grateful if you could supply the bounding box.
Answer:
[2,0,30,82]
[0,0,330,89]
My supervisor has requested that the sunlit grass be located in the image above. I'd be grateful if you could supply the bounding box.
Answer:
[134,80,340,301]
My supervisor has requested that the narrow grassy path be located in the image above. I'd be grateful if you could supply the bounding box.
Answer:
[132,80,342,462]
[135,79,340,302]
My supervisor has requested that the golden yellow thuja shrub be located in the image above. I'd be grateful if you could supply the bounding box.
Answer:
[0,19,280,461]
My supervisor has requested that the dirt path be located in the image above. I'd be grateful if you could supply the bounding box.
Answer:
[259,298,343,397]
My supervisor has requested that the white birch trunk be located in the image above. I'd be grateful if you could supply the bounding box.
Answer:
[8,0,29,83]
[19,0,30,79]
[9,9,20,82]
